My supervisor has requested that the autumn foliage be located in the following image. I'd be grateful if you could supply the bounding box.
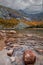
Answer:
[0,18,43,28]
[0,18,19,28]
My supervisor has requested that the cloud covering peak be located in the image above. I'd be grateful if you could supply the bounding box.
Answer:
[0,0,43,13]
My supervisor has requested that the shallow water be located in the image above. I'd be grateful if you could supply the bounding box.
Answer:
[16,28,43,37]
[0,28,43,65]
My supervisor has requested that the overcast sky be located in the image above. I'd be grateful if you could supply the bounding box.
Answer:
[0,0,43,13]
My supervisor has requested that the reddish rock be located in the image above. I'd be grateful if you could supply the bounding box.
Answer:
[23,50,36,65]
[5,38,16,43]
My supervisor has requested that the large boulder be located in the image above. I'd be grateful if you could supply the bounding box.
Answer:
[23,50,36,65]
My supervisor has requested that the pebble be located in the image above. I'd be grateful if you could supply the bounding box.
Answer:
[6,42,14,47]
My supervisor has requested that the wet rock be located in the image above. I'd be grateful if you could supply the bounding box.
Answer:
[1,30,6,33]
[5,46,11,50]
[35,48,43,55]
[23,50,36,65]
[5,38,16,43]
[7,49,14,56]
[9,30,16,34]
[6,42,12,46]
[5,42,13,47]
[6,30,16,35]
[10,56,15,63]
[0,31,6,38]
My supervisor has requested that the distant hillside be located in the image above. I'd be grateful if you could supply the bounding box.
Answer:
[0,5,43,21]
[0,5,22,19]
[19,10,43,21]
[27,12,43,21]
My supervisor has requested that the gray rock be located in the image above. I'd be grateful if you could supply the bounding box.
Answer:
[7,49,14,56]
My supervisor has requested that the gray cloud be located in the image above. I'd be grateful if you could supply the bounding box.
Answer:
[0,0,43,13]
[0,0,29,9]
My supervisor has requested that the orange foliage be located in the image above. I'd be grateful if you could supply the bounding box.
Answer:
[21,19,43,26]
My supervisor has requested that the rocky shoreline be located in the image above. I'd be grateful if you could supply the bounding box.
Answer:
[0,30,43,65]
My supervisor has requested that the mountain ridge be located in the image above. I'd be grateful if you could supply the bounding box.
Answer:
[0,5,43,21]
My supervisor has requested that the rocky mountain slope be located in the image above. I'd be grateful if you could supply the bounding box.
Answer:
[0,5,43,29]
[0,5,43,21]
[0,5,22,19]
